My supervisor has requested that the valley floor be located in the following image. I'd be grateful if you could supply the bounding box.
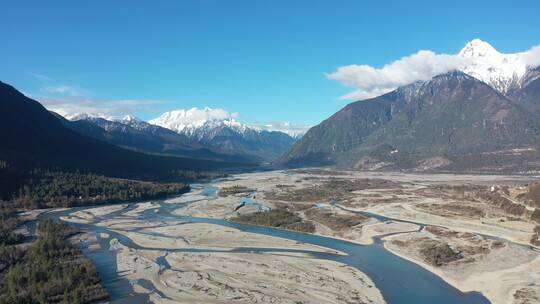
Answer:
[181,169,540,304]
[47,169,540,304]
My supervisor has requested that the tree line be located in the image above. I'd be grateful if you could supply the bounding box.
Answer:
[6,169,190,209]
[0,218,108,303]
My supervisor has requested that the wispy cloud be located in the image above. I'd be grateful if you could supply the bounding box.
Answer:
[32,95,170,120]
[29,72,54,82]
[43,85,91,96]
[29,72,92,97]
[26,72,161,119]
[250,121,311,137]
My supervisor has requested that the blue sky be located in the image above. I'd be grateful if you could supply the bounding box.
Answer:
[1,0,539,126]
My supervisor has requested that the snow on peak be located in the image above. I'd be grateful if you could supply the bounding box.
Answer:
[458,39,530,94]
[65,112,112,121]
[116,114,154,131]
[149,107,251,137]
[459,39,499,58]
[121,114,140,123]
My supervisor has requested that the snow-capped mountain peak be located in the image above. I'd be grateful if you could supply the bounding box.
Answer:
[116,114,151,130]
[149,107,253,139]
[121,114,140,123]
[458,39,500,58]
[458,39,530,94]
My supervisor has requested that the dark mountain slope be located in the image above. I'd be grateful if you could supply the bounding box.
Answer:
[281,82,424,167]
[509,68,540,115]
[196,127,296,162]
[0,81,245,185]
[362,72,540,154]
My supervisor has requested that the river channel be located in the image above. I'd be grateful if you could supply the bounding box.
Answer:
[40,181,490,304]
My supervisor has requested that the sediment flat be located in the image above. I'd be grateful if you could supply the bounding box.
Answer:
[62,196,383,304]
[60,169,540,304]
[204,169,540,304]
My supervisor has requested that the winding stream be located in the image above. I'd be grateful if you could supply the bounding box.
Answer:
[40,182,491,304]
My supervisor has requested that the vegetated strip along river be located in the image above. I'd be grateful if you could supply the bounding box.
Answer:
[39,181,490,304]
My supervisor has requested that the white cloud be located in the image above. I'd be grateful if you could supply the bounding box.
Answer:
[522,45,540,68]
[339,87,396,101]
[33,95,170,120]
[186,107,240,121]
[328,40,540,100]
[327,50,469,100]
[28,72,91,97]
[28,72,91,96]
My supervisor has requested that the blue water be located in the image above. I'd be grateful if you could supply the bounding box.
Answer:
[40,183,491,304]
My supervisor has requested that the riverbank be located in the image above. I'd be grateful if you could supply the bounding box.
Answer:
[384,237,540,304]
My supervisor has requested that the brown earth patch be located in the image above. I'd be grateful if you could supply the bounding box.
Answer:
[265,178,400,203]
[304,208,367,232]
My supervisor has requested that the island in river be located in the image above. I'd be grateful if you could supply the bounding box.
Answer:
[26,169,540,303]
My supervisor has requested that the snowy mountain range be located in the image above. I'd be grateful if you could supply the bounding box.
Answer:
[149,108,251,139]
[149,108,298,161]
[61,108,298,162]
[56,113,254,163]
[149,107,306,139]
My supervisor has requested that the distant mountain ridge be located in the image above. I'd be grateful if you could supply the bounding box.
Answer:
[60,115,255,163]
[57,107,298,162]
[150,108,297,161]
[149,108,250,138]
